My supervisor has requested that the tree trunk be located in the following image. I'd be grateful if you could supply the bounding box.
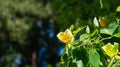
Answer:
[32,51,36,67]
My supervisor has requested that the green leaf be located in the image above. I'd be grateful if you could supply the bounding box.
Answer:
[60,62,66,67]
[115,55,120,60]
[90,29,97,37]
[114,26,120,38]
[80,34,90,43]
[111,60,120,67]
[68,63,77,67]
[72,47,88,65]
[73,27,84,36]
[71,40,79,45]
[72,47,81,60]
[100,23,119,35]
[89,49,101,67]
[70,24,74,31]
[91,35,100,43]
[67,60,77,67]
[116,6,120,12]
[114,33,120,38]
[61,52,68,64]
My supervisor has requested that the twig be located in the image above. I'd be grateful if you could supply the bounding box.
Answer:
[80,36,113,46]
[99,36,113,43]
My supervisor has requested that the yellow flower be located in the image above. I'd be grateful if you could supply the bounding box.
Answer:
[102,43,119,57]
[57,29,73,43]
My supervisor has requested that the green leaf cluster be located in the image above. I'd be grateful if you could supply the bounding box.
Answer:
[58,16,120,67]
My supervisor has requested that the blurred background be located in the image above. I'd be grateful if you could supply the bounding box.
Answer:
[0,0,120,67]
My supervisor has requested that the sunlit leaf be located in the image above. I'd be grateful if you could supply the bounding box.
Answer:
[115,55,120,60]
[89,49,101,67]
[73,27,84,36]
[114,33,120,38]
[71,40,79,45]
[90,29,97,37]
[114,26,120,38]
[80,34,90,41]
[70,24,74,31]
[100,23,119,35]
[112,60,120,67]
[116,6,120,12]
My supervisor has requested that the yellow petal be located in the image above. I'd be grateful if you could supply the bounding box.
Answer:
[57,29,73,43]
[102,43,118,57]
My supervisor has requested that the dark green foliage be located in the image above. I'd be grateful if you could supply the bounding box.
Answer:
[72,47,88,65]
[54,0,120,28]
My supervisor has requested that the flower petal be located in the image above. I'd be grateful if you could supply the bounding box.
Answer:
[57,29,73,43]
[102,43,119,57]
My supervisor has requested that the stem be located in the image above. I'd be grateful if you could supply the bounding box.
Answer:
[80,36,113,47]
[99,36,113,42]
[107,57,114,67]
[100,0,103,8]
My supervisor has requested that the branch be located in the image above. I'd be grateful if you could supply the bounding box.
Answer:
[99,36,113,43]
[80,36,113,46]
